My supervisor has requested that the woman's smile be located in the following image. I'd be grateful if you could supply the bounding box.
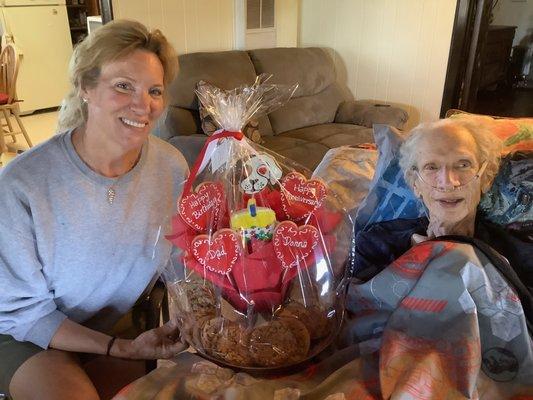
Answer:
[119,117,149,129]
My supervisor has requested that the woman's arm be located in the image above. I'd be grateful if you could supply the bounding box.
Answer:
[49,319,113,355]
[50,318,187,359]
[0,180,186,358]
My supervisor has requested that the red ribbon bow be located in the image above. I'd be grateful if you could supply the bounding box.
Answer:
[182,130,244,195]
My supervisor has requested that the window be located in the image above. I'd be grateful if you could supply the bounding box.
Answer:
[246,0,274,30]
[245,0,275,49]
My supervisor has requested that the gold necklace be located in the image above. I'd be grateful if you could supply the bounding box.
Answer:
[107,185,117,205]
[73,129,140,205]
[105,157,140,205]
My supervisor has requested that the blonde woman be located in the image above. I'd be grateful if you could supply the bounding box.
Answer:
[0,20,188,399]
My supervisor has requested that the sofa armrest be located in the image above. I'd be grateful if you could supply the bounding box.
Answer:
[335,100,409,129]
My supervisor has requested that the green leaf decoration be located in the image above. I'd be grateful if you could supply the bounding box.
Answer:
[504,125,533,147]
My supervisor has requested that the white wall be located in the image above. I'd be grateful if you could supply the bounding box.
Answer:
[112,0,235,55]
[275,0,299,47]
[299,0,458,129]
[112,0,299,54]
[492,0,533,46]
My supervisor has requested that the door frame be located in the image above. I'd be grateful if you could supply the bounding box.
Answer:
[99,0,113,24]
[440,0,493,116]
[234,0,246,49]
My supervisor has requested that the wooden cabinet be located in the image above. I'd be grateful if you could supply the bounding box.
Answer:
[479,25,516,90]
[65,0,99,44]
[66,1,88,44]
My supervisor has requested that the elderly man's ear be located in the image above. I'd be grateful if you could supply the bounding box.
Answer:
[480,176,492,194]
[413,184,422,198]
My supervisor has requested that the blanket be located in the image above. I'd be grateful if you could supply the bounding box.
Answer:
[113,241,533,400]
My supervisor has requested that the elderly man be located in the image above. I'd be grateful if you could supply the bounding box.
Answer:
[351,119,532,293]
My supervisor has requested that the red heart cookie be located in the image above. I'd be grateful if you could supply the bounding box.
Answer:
[273,221,319,269]
[178,182,224,232]
[191,229,242,275]
[280,172,327,221]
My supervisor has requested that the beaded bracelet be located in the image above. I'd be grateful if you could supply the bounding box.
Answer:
[106,336,117,356]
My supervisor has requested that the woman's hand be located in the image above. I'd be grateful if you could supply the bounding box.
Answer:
[112,320,188,360]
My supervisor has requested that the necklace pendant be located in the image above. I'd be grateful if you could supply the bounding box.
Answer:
[107,187,116,205]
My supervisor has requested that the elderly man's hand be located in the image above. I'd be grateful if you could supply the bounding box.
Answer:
[411,215,476,245]
[426,216,475,239]
[111,320,188,360]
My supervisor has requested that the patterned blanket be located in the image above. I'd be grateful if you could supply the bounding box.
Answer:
[114,241,533,400]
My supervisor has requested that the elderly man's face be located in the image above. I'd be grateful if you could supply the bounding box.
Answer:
[413,126,484,224]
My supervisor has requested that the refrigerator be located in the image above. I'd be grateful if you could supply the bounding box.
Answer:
[0,0,72,113]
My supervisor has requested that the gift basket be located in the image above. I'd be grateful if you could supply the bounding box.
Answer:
[161,75,354,370]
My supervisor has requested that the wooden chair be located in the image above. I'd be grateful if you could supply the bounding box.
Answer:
[0,43,32,150]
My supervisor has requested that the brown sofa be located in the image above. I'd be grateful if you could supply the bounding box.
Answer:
[156,47,408,171]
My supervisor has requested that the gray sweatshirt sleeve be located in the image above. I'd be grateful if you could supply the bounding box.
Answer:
[0,175,67,348]
[0,228,67,348]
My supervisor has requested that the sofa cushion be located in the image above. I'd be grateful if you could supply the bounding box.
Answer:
[168,132,327,172]
[163,107,201,138]
[267,83,344,134]
[248,47,336,97]
[169,50,258,110]
[261,135,329,172]
[248,48,345,134]
[282,123,374,148]
[164,51,274,138]
[165,122,375,172]
[260,123,374,171]
[336,101,409,129]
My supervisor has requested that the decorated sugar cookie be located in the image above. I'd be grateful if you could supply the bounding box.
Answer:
[178,182,224,232]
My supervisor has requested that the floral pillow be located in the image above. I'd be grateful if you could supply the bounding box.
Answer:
[446,110,533,154]
[479,151,532,225]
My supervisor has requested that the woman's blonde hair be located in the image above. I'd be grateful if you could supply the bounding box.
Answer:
[58,19,178,132]
[399,117,503,191]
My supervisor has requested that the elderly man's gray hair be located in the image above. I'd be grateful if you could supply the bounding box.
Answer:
[399,117,503,189]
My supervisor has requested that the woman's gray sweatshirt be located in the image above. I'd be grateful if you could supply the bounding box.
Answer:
[0,131,188,348]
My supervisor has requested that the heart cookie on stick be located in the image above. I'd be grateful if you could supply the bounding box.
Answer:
[179,182,225,232]
[280,172,327,221]
[273,221,319,269]
[191,229,242,275]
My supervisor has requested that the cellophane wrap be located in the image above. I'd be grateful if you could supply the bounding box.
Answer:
[161,75,354,370]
